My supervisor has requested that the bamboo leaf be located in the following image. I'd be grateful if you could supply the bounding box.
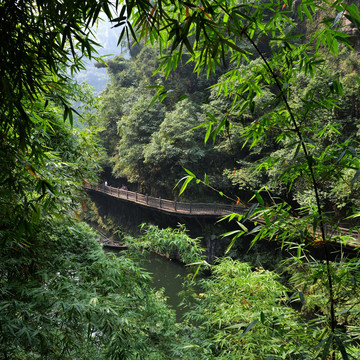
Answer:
[247,225,262,235]
[240,320,258,337]
[222,38,247,55]
[177,95,188,102]
[179,176,193,195]
[224,233,243,254]
[260,311,265,324]
[204,174,209,185]
[225,323,247,330]
[184,168,196,178]
[334,336,349,360]
[255,191,264,205]
[244,203,259,221]
[298,290,306,305]
[236,221,248,232]
[302,4,313,22]
[263,213,271,227]
[204,123,212,144]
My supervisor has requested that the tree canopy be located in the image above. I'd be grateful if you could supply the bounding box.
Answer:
[99,46,235,198]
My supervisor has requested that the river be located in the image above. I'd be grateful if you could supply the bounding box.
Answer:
[143,252,191,319]
[108,248,192,321]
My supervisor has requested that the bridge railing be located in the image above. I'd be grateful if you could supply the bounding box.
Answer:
[84,183,247,216]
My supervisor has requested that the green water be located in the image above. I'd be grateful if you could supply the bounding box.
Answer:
[109,248,192,320]
[143,252,190,317]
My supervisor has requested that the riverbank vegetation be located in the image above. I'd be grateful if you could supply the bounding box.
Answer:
[1,221,179,359]
[1,0,360,359]
[125,224,205,264]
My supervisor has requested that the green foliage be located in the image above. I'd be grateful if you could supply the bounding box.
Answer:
[180,258,318,359]
[144,99,204,168]
[0,220,178,359]
[0,0,110,253]
[103,0,360,207]
[288,257,360,330]
[99,43,232,198]
[125,224,205,265]
[0,97,102,259]
[0,2,179,359]
[0,0,114,150]
[3,0,360,358]
[112,92,166,184]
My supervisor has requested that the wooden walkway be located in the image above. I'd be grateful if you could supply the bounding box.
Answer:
[84,184,360,246]
[84,183,247,217]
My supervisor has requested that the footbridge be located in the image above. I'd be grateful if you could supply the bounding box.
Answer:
[84,183,360,247]
[84,183,246,217]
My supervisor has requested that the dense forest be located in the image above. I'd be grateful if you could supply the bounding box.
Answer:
[1,0,360,359]
[99,19,360,210]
